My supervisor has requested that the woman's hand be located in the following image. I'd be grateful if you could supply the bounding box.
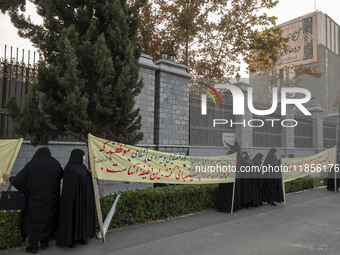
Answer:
[2,173,10,181]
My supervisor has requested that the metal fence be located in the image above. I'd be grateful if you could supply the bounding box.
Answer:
[189,92,235,146]
[252,113,282,148]
[294,115,313,148]
[323,122,337,148]
[0,45,38,138]
[0,45,338,149]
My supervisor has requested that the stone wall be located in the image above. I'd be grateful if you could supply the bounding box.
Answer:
[154,59,190,153]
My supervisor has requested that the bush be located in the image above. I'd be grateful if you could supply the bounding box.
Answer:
[0,210,23,249]
[99,184,218,228]
[284,178,314,193]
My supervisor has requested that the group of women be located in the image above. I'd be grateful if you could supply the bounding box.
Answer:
[2,148,95,254]
[216,142,284,213]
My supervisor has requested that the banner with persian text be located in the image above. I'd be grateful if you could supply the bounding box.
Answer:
[281,146,337,182]
[0,139,23,184]
[88,134,236,184]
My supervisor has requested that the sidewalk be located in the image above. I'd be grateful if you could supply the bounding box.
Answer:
[4,186,340,255]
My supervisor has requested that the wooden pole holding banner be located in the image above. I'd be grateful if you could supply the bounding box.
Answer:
[88,134,106,243]
[335,168,337,193]
[91,176,106,242]
[282,179,286,206]
[230,181,236,215]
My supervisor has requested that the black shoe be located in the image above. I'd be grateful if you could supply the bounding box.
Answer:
[25,246,38,254]
[269,202,277,206]
[68,243,76,248]
[80,239,88,245]
[40,241,48,250]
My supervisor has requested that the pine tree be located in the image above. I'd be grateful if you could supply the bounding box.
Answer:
[0,0,25,13]
[6,0,144,145]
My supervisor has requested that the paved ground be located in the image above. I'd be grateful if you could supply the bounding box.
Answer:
[4,186,340,255]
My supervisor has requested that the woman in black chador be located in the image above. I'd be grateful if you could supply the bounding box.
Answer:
[252,153,264,204]
[3,147,63,254]
[56,149,95,248]
[216,149,236,213]
[262,148,284,206]
[238,151,260,207]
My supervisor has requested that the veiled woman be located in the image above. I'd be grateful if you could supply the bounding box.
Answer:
[262,148,284,206]
[252,153,264,205]
[3,147,63,254]
[216,149,237,213]
[238,151,260,207]
[56,149,95,247]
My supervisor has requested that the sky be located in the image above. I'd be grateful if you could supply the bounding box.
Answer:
[0,0,339,76]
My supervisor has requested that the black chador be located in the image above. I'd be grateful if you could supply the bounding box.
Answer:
[56,149,95,247]
[252,153,264,204]
[262,148,284,206]
[216,141,243,212]
[216,149,236,213]
[237,151,260,207]
[9,147,63,253]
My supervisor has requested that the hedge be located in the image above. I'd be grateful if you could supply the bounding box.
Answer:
[99,184,217,229]
[0,179,323,249]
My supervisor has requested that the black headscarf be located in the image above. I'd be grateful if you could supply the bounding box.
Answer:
[241,151,253,166]
[226,141,241,166]
[262,148,283,203]
[56,149,95,246]
[11,147,63,242]
[252,153,264,166]
[66,148,85,165]
[263,148,278,167]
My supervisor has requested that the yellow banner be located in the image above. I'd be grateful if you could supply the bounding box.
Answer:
[88,134,236,184]
[0,138,23,184]
[281,146,337,182]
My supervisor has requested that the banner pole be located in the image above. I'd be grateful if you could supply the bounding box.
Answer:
[335,167,337,193]
[336,146,338,193]
[88,134,106,242]
[230,181,235,215]
[92,176,106,242]
[282,179,286,206]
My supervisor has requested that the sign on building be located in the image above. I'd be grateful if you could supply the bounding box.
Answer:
[222,132,235,147]
[277,11,318,68]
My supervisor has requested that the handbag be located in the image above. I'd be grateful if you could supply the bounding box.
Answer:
[0,182,27,210]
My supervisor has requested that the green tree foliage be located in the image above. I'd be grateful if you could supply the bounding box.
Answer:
[0,0,25,13]
[6,0,144,145]
[136,0,285,78]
